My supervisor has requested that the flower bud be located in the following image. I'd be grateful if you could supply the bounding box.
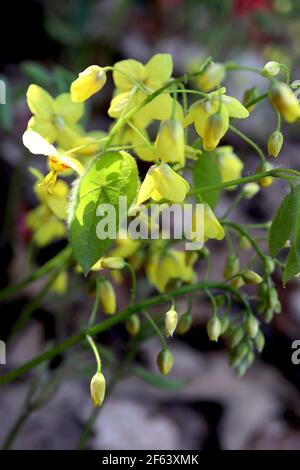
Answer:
[263,61,281,77]
[207,315,222,342]
[245,315,259,338]
[90,372,106,407]
[198,63,226,92]
[242,270,263,285]
[242,182,260,199]
[230,276,245,289]
[99,280,116,315]
[101,257,126,270]
[157,349,174,375]
[176,313,192,335]
[240,236,251,250]
[264,256,275,274]
[164,306,178,337]
[155,120,185,166]
[229,341,249,368]
[220,315,230,334]
[269,82,300,123]
[258,162,274,188]
[71,65,107,103]
[230,326,244,348]
[125,314,140,336]
[268,130,283,157]
[223,255,240,279]
[203,112,226,151]
[254,329,265,353]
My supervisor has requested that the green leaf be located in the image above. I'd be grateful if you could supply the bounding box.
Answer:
[268,191,294,257]
[132,366,186,391]
[283,185,300,285]
[69,151,138,274]
[192,152,221,208]
[21,62,52,87]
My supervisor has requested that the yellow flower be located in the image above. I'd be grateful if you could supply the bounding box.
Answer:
[146,249,196,293]
[109,238,141,259]
[184,88,249,151]
[90,372,106,407]
[108,54,183,124]
[99,280,117,315]
[71,130,107,157]
[154,120,185,166]
[33,174,70,220]
[23,130,84,192]
[164,306,178,337]
[136,163,190,205]
[26,205,66,247]
[71,65,107,103]
[191,204,225,243]
[26,85,84,148]
[197,62,226,92]
[269,82,300,123]
[215,146,244,188]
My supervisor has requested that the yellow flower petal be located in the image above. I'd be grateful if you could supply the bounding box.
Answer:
[54,93,84,124]
[203,204,225,241]
[136,165,160,205]
[221,95,249,118]
[113,59,145,91]
[27,116,57,143]
[155,163,190,203]
[144,53,173,89]
[26,84,55,119]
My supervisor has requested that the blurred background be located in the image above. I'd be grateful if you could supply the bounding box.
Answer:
[1,0,300,450]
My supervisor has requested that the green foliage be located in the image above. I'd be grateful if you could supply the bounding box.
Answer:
[69,151,138,274]
[193,152,221,208]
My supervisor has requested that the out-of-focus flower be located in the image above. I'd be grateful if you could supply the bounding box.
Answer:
[269,82,300,123]
[197,63,226,92]
[215,146,244,188]
[155,120,185,166]
[191,204,225,243]
[26,85,84,148]
[233,0,271,16]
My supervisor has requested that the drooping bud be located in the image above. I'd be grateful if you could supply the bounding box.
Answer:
[229,341,249,368]
[164,306,178,338]
[71,65,107,103]
[155,120,185,166]
[157,349,174,375]
[125,314,140,336]
[223,255,240,279]
[240,236,251,250]
[176,313,192,335]
[203,112,226,151]
[245,315,259,338]
[258,162,274,188]
[207,316,222,342]
[198,63,226,92]
[90,372,106,407]
[268,130,283,157]
[242,270,263,285]
[229,326,244,348]
[99,280,117,315]
[230,276,245,289]
[263,61,280,77]
[269,82,300,123]
[254,329,265,353]
[101,257,126,270]
[242,182,260,199]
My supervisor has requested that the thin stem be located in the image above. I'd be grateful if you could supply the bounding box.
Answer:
[127,120,154,151]
[221,191,244,219]
[88,280,101,326]
[86,335,101,373]
[229,124,266,163]
[0,281,245,386]
[142,310,168,350]
[125,262,137,305]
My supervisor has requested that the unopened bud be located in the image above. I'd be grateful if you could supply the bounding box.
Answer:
[263,61,281,77]
[157,349,174,375]
[155,119,185,166]
[101,257,126,270]
[242,270,263,285]
[264,256,275,275]
[176,313,192,335]
[203,112,226,151]
[240,236,251,250]
[269,82,300,123]
[164,306,178,337]
[254,329,265,353]
[243,182,260,199]
[230,326,244,348]
[224,255,240,279]
[99,280,117,315]
[230,276,245,289]
[268,130,283,157]
[258,162,273,188]
[125,314,140,336]
[198,63,226,92]
[207,315,222,342]
[90,372,106,407]
[243,86,260,112]
[246,315,259,338]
